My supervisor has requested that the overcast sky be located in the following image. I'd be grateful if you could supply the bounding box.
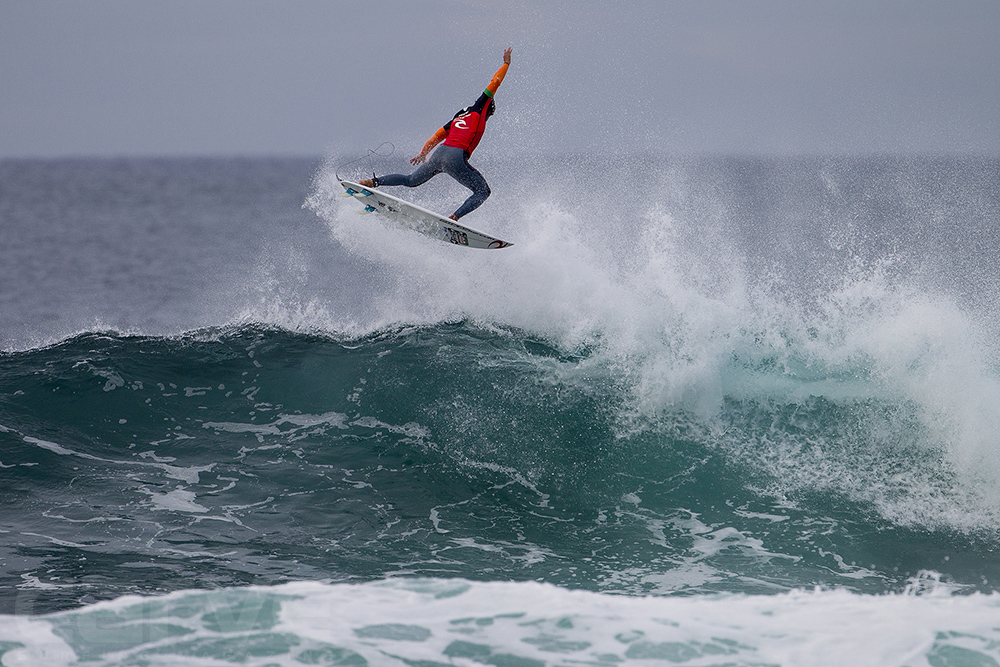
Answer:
[2,0,998,157]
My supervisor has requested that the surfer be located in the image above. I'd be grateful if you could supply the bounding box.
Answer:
[360,47,512,221]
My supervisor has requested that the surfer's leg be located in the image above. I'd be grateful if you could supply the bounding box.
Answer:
[377,148,445,187]
[446,154,490,219]
[378,164,436,187]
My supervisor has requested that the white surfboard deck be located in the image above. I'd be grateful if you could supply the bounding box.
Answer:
[339,179,513,250]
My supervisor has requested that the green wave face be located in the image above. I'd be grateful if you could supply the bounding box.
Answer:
[2,323,998,615]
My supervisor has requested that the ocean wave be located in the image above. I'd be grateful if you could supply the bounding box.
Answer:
[2,322,999,615]
[4,156,1000,617]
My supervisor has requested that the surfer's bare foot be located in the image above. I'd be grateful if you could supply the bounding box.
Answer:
[448,214,459,221]
[359,178,375,188]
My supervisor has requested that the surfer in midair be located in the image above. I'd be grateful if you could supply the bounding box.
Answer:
[360,47,512,221]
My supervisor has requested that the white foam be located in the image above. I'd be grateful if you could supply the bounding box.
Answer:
[141,487,209,514]
[22,432,212,485]
[24,437,89,458]
[2,579,998,666]
[203,411,350,444]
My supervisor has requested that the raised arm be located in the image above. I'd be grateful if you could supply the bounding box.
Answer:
[410,48,512,165]
[485,47,512,98]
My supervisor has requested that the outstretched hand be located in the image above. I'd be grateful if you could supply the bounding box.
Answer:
[410,154,426,166]
[503,47,512,64]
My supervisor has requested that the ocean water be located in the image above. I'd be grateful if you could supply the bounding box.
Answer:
[1,154,1000,665]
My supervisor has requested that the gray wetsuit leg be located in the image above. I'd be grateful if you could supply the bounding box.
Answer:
[378,145,490,219]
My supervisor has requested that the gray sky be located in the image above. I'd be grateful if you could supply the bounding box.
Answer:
[2,0,998,157]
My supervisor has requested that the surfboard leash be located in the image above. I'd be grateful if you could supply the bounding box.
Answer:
[335,142,395,181]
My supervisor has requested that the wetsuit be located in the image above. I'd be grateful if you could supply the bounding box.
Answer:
[375,61,509,219]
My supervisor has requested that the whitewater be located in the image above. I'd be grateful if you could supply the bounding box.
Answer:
[1,154,1000,665]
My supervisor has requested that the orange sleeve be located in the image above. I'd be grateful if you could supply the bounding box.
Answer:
[420,127,448,157]
[485,62,509,98]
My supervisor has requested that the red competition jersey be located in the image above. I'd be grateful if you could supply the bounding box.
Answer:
[443,105,491,155]
[417,62,509,158]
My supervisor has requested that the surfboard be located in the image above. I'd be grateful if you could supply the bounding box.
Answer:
[339,179,513,250]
